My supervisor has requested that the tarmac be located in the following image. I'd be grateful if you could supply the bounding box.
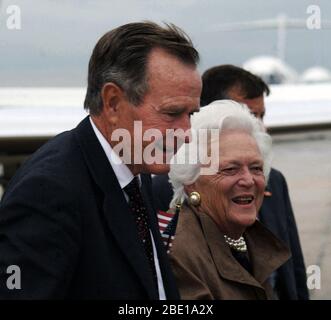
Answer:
[272,129,331,300]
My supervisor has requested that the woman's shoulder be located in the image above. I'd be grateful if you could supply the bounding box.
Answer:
[175,204,203,236]
[170,204,210,260]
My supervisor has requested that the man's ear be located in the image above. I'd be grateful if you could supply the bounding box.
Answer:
[101,82,125,125]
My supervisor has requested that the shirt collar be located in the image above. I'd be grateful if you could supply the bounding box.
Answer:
[89,117,135,189]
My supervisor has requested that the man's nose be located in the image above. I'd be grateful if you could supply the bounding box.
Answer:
[177,115,192,144]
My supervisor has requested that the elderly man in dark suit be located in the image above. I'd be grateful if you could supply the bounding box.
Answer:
[153,65,309,300]
[0,22,202,299]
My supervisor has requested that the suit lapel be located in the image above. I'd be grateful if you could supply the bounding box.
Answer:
[140,174,180,299]
[74,117,158,299]
[103,193,158,299]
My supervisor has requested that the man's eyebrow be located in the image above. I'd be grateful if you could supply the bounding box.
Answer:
[162,106,199,113]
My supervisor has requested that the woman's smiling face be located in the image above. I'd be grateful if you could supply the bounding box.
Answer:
[186,130,266,238]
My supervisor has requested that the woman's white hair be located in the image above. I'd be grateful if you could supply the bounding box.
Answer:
[168,100,272,208]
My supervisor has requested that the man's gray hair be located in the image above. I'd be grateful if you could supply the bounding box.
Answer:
[168,100,272,207]
[84,21,199,115]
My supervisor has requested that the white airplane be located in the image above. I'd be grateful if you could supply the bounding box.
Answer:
[265,82,331,130]
[1,83,331,144]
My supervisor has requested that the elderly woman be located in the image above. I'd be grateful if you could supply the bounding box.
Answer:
[167,100,290,300]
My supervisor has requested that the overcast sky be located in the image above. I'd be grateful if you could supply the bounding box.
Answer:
[1,0,330,86]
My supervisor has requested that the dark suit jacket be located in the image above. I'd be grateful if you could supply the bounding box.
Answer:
[0,117,179,299]
[259,168,308,300]
[152,168,309,300]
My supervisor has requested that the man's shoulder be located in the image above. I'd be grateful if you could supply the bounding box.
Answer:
[269,167,286,180]
[152,174,170,186]
[21,117,91,174]
[175,206,205,246]
[4,121,90,196]
[268,167,288,188]
[23,130,79,174]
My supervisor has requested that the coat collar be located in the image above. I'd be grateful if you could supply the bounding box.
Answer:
[73,117,160,299]
[188,205,290,289]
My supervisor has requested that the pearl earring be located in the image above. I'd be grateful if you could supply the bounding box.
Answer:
[189,191,201,206]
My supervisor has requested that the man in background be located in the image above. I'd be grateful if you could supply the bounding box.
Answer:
[153,64,309,300]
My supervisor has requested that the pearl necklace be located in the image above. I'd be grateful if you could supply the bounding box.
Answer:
[224,235,247,252]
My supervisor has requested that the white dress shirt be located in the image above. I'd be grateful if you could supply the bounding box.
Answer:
[89,118,166,299]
